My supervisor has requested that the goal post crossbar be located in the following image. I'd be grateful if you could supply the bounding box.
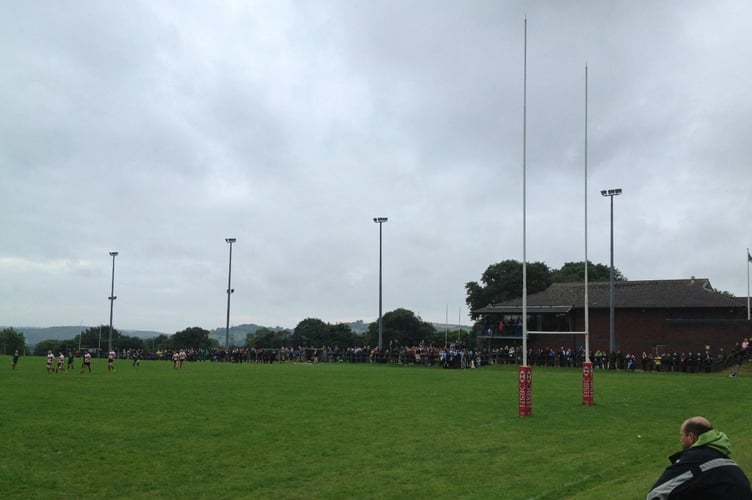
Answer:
[527,331,588,336]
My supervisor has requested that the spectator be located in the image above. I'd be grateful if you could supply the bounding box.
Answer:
[647,416,752,499]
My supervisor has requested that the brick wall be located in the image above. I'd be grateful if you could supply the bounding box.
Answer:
[525,307,752,356]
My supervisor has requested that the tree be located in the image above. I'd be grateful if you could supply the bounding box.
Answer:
[116,333,147,351]
[147,334,171,352]
[291,318,333,347]
[328,323,361,349]
[366,308,436,347]
[246,328,291,349]
[265,321,360,349]
[68,326,148,352]
[465,260,552,320]
[34,339,62,356]
[171,327,216,350]
[0,327,26,355]
[551,261,626,283]
[74,326,109,351]
[58,339,80,353]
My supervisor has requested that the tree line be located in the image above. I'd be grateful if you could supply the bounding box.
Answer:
[7,309,456,356]
[248,309,454,350]
[21,326,219,356]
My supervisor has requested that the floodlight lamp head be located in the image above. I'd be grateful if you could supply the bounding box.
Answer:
[109,251,118,256]
[373,217,388,223]
[601,188,623,197]
[225,238,236,243]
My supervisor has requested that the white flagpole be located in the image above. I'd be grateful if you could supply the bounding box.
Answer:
[747,248,750,321]
[445,304,449,347]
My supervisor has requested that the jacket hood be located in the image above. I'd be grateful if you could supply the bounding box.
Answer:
[692,429,732,456]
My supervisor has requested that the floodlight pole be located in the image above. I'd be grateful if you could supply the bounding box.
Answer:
[601,188,622,354]
[373,217,387,351]
[225,238,236,352]
[445,304,449,348]
[108,251,118,354]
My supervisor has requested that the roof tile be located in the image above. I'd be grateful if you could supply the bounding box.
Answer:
[483,279,741,310]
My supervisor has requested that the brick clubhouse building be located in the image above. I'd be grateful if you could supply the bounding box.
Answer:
[474,278,751,357]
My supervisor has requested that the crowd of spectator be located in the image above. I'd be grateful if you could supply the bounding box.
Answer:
[95,337,751,375]
[482,319,524,337]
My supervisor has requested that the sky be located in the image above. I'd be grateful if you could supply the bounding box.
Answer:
[1,1,751,334]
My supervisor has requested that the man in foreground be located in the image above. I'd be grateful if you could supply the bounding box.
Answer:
[647,416,752,499]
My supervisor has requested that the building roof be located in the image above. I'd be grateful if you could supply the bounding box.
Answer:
[476,278,742,313]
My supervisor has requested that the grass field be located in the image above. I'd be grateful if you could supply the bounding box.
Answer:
[2,356,751,499]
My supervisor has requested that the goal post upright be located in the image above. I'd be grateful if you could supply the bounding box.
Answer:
[517,25,593,415]
[518,18,532,417]
[582,64,593,406]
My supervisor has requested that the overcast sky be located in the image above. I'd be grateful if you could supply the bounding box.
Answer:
[1,1,751,334]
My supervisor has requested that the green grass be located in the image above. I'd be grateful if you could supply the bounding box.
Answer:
[2,357,751,499]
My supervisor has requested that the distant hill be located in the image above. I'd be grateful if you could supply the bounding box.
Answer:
[1,326,167,347]
[345,320,369,334]
[3,325,267,348]
[208,321,374,346]
[431,323,472,332]
[2,326,86,346]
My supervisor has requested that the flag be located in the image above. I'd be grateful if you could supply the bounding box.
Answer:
[748,251,752,263]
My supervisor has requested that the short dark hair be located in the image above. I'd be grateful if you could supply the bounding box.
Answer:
[684,420,712,436]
